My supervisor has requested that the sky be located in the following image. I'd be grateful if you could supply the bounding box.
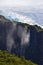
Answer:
[0,0,43,8]
[0,0,43,28]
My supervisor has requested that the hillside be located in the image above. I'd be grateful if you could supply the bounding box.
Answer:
[0,15,43,65]
[0,50,37,65]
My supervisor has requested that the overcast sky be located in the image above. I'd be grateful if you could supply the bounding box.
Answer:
[0,0,43,28]
[0,0,43,8]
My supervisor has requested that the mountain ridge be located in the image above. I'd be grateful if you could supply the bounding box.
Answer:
[0,15,43,32]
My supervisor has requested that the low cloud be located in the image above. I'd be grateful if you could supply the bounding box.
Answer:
[0,8,43,28]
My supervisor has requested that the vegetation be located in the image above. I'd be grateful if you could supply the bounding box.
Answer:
[34,25,43,32]
[0,50,37,65]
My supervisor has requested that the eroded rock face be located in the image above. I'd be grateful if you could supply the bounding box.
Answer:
[0,18,30,55]
[0,15,43,65]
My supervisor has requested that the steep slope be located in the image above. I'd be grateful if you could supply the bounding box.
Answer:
[0,15,43,65]
[0,50,37,65]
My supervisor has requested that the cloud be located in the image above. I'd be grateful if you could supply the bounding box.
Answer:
[0,0,28,7]
[21,29,30,45]
[0,0,43,9]
[0,8,35,24]
[7,25,15,52]
[0,8,43,28]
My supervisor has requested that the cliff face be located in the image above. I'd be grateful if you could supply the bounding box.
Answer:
[0,15,43,65]
[25,27,43,65]
[38,31,43,65]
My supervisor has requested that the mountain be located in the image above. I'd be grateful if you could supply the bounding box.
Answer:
[0,15,43,65]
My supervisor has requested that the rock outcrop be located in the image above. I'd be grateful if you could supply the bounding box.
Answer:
[0,15,43,65]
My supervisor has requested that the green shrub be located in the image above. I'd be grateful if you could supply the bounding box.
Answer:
[0,50,37,65]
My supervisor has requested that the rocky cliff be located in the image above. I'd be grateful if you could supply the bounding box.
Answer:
[0,15,43,65]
